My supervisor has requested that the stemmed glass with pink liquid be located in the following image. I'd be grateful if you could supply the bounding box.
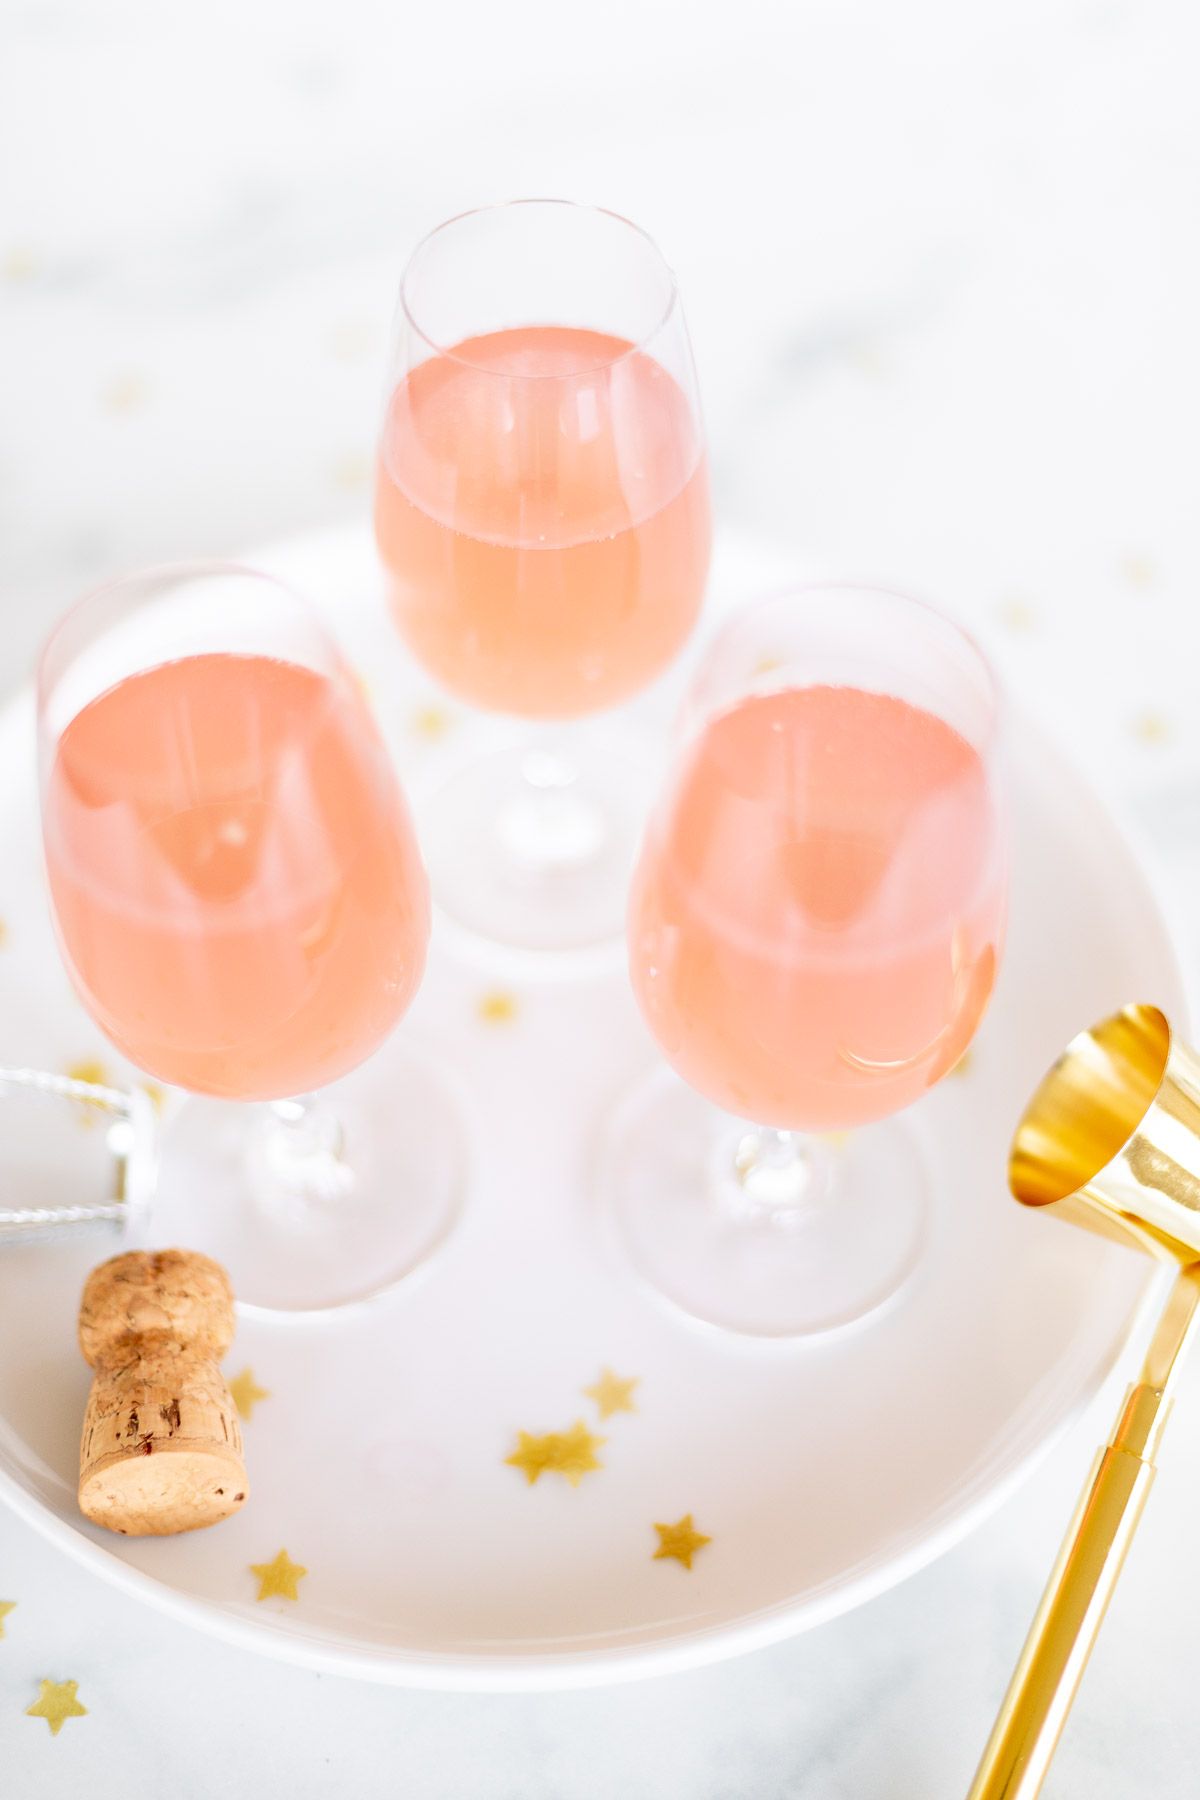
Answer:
[606,586,1008,1337]
[38,565,463,1314]
[374,199,711,955]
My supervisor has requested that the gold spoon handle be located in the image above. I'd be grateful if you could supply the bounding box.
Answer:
[967,1267,1200,1799]
[966,1436,1155,1798]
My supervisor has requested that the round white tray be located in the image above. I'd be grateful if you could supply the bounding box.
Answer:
[0,528,1185,1689]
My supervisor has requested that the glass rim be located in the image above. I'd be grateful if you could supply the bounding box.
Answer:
[35,558,345,747]
[35,559,365,841]
[688,579,1005,758]
[397,197,682,379]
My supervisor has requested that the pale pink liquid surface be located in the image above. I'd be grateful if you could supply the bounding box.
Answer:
[630,685,1006,1131]
[44,654,430,1100]
[375,324,711,719]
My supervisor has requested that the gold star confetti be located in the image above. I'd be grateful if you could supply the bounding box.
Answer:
[948,1049,974,1078]
[996,597,1036,634]
[326,320,380,362]
[1132,710,1172,746]
[505,1420,606,1487]
[26,1678,87,1736]
[0,1600,15,1637]
[752,654,784,676]
[3,246,41,283]
[100,372,150,416]
[816,1129,851,1150]
[250,1549,307,1601]
[583,1369,639,1420]
[845,340,890,380]
[478,990,518,1026]
[65,1059,111,1128]
[141,1081,165,1114]
[228,1368,271,1421]
[0,919,7,948]
[411,704,451,740]
[1120,553,1157,590]
[547,1420,606,1486]
[331,451,371,492]
[66,1058,108,1086]
[505,1430,558,1485]
[652,1514,711,1570]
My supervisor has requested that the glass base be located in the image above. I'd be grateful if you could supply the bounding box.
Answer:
[418,735,653,957]
[144,1043,466,1317]
[603,1068,929,1339]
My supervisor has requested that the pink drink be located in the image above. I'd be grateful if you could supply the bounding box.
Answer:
[630,684,1006,1130]
[375,324,711,719]
[43,653,429,1100]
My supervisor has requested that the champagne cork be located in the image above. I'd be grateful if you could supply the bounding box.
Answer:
[78,1249,248,1536]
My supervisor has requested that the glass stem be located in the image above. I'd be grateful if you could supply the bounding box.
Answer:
[494,739,607,875]
[710,1124,833,1226]
[258,1095,353,1207]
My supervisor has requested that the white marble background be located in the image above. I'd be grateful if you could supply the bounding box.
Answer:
[2,1,1200,1793]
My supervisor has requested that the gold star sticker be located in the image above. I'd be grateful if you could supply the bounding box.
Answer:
[26,1678,87,1736]
[250,1549,307,1602]
[0,1599,15,1637]
[583,1369,639,1420]
[478,990,518,1026]
[411,704,451,740]
[505,1420,606,1487]
[228,1368,271,1422]
[653,1514,712,1570]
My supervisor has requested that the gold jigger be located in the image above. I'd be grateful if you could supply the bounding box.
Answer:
[968,1003,1200,1799]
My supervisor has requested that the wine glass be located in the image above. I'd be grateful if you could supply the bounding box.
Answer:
[374,198,711,956]
[38,564,464,1314]
[605,585,1008,1338]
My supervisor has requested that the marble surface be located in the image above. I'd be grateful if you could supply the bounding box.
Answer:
[2,0,1200,1793]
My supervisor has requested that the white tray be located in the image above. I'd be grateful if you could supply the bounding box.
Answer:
[0,528,1185,1689]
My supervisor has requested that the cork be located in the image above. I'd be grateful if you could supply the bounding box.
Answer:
[78,1249,248,1536]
